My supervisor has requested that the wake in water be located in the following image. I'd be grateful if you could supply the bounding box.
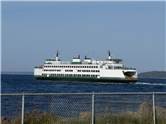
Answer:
[136,82,166,86]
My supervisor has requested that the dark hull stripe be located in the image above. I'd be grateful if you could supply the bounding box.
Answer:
[35,76,137,83]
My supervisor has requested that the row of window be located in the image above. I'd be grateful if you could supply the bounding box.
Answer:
[44,65,98,68]
[77,70,100,72]
[42,74,98,78]
[44,69,61,72]
[43,69,100,72]
[65,70,73,72]
[108,66,123,69]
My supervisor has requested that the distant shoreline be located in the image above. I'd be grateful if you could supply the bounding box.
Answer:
[1,72,33,75]
[138,71,166,79]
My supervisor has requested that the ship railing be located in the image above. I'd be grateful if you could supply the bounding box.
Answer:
[1,92,166,124]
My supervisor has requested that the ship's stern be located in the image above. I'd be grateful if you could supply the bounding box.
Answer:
[34,66,43,77]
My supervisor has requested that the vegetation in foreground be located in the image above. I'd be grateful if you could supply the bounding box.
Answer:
[1,102,166,124]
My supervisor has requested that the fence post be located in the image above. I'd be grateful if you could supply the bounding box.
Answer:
[21,93,25,124]
[152,92,156,124]
[92,92,95,124]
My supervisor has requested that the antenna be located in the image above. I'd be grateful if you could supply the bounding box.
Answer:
[78,54,80,59]
[108,50,111,60]
[55,50,59,61]
[56,50,59,57]
[108,50,111,56]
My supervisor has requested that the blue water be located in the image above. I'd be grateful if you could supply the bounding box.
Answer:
[2,74,166,93]
[1,74,166,119]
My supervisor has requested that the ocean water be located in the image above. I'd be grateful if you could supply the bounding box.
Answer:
[1,74,166,93]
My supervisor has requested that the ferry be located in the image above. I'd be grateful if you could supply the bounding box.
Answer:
[34,51,137,83]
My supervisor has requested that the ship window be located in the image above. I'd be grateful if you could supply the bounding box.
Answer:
[65,70,73,72]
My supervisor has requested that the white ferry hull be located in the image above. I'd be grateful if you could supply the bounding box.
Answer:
[34,75,137,83]
[34,68,137,83]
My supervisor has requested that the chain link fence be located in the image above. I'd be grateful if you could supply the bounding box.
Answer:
[1,95,22,124]
[155,93,166,124]
[1,92,166,124]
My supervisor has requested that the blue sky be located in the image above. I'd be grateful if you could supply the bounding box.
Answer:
[2,1,165,73]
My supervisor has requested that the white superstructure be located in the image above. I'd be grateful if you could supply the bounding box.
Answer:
[34,51,137,83]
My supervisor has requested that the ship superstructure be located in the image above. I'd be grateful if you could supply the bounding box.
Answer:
[34,51,137,83]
